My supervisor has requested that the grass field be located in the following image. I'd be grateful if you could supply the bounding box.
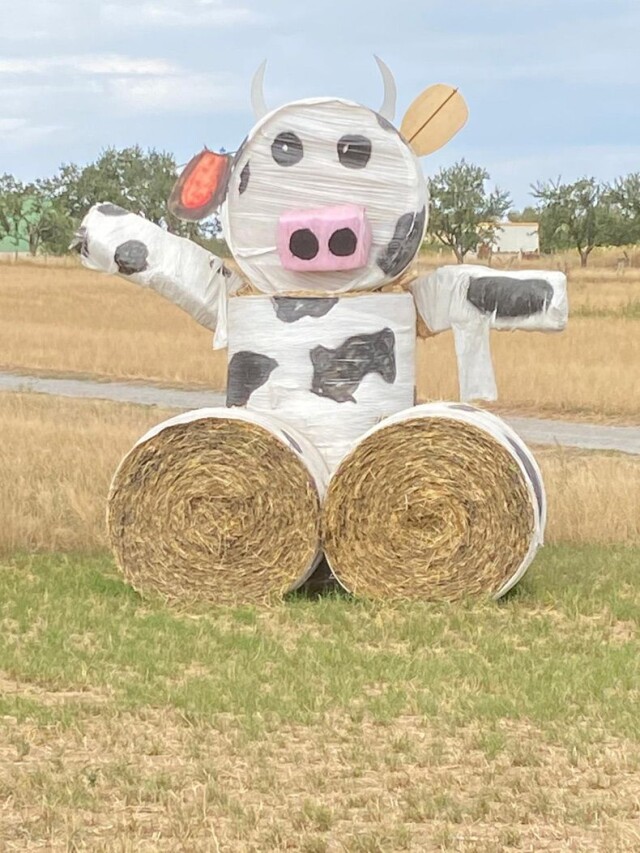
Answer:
[1,545,639,851]
[1,252,639,422]
[1,249,638,850]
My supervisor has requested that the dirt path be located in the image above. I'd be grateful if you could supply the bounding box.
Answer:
[2,371,639,455]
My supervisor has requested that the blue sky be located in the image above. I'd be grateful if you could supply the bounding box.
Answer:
[1,0,638,207]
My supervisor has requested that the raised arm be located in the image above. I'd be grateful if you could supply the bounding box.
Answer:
[72,203,243,347]
[411,265,568,402]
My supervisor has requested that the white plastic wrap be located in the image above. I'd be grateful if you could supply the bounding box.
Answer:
[75,204,242,343]
[226,292,416,471]
[221,98,428,295]
[411,265,568,401]
[117,406,329,590]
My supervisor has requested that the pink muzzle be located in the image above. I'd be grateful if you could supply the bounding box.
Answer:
[277,204,372,272]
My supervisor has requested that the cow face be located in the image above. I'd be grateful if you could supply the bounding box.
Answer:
[170,60,467,295]
[222,98,427,294]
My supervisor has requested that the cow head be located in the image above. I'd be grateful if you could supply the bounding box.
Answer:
[169,58,467,295]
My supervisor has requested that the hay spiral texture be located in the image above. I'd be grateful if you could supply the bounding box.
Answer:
[108,408,328,605]
[323,403,544,601]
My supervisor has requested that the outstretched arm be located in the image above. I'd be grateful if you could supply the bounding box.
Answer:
[73,203,243,347]
[411,265,568,402]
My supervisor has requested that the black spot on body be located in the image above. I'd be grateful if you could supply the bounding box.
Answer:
[97,203,128,216]
[272,297,338,323]
[221,264,232,278]
[226,352,278,406]
[310,328,396,403]
[114,240,148,275]
[467,277,553,318]
[377,207,426,278]
[505,436,544,519]
[271,131,304,167]
[239,161,250,195]
[337,134,371,169]
[289,229,319,260]
[281,431,302,454]
[329,228,357,257]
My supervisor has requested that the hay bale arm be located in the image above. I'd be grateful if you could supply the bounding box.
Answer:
[410,265,568,402]
[72,203,242,346]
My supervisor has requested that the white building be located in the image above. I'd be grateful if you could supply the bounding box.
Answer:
[490,222,539,255]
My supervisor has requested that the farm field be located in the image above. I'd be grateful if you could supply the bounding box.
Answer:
[1,545,639,851]
[1,249,639,851]
[1,252,639,423]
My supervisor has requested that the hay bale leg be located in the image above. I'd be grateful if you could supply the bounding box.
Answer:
[108,408,329,605]
[322,403,544,601]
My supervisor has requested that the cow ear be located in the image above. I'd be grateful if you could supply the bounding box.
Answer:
[168,149,233,221]
[400,85,468,157]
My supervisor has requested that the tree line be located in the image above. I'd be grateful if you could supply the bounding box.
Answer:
[1,147,640,267]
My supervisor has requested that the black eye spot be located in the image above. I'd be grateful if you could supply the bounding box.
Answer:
[337,134,371,169]
[328,228,357,257]
[271,131,304,167]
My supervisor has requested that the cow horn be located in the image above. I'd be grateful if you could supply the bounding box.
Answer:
[251,59,269,120]
[374,55,396,123]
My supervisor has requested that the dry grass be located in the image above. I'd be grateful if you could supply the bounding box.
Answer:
[3,710,640,851]
[0,392,175,553]
[1,253,639,421]
[1,392,638,555]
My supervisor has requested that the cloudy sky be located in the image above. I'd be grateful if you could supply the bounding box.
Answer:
[1,0,638,206]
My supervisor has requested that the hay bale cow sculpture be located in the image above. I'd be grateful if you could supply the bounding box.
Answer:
[79,59,567,604]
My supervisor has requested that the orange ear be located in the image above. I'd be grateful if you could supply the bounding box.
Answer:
[168,149,233,221]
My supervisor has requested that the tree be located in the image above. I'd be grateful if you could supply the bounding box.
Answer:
[427,160,511,263]
[50,146,199,237]
[609,173,640,244]
[0,175,72,257]
[508,206,539,223]
[531,177,620,267]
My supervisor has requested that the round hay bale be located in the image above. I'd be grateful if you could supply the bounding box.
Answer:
[323,403,544,601]
[108,408,328,605]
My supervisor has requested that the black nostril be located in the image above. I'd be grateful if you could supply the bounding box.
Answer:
[289,228,319,260]
[329,228,357,257]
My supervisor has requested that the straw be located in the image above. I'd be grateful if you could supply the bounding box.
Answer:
[108,416,322,605]
[323,417,535,601]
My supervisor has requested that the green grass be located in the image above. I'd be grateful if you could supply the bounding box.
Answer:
[1,546,639,738]
[2,546,640,851]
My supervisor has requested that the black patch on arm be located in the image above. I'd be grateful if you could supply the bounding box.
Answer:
[226,351,278,406]
[281,430,302,454]
[97,203,128,216]
[239,161,250,195]
[272,297,338,323]
[114,240,148,275]
[467,277,553,318]
[377,207,426,278]
[310,328,396,403]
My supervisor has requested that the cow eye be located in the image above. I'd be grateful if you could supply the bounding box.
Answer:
[337,134,371,169]
[271,131,304,166]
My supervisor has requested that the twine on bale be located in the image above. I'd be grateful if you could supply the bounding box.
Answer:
[108,412,324,605]
[323,415,537,602]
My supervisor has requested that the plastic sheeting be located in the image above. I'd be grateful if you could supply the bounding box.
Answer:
[411,265,568,401]
[75,204,242,344]
[221,98,428,295]
[226,292,416,471]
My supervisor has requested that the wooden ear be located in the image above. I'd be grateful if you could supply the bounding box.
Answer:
[400,85,468,157]
[168,149,233,221]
